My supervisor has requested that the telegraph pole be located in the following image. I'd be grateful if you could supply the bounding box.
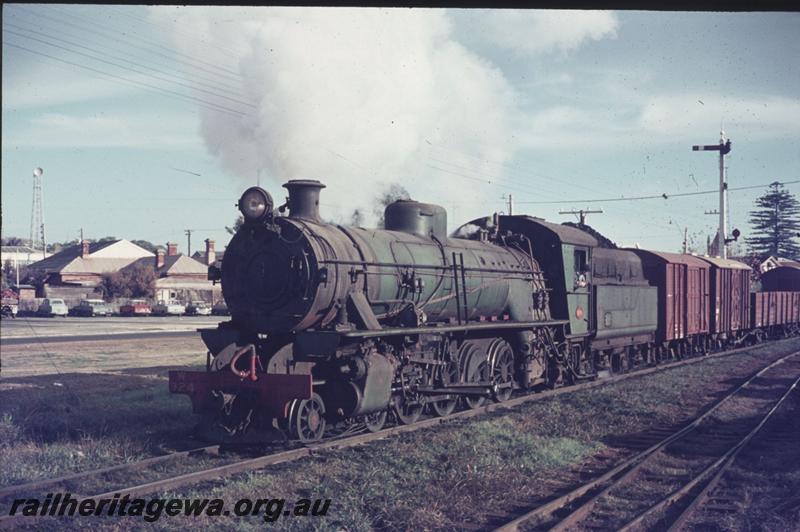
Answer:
[683,227,688,254]
[185,229,193,256]
[693,133,732,258]
[502,194,514,215]
[30,167,45,258]
[559,209,603,225]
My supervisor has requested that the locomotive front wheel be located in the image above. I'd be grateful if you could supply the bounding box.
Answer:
[289,393,326,443]
[364,410,388,433]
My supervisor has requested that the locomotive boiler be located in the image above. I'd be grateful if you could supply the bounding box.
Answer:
[170,180,568,442]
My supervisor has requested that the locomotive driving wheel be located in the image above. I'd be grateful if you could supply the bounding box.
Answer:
[430,359,459,417]
[288,393,326,443]
[364,410,388,433]
[490,343,515,402]
[393,397,423,425]
[464,359,489,409]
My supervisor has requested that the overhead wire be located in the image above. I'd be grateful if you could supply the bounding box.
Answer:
[41,4,244,79]
[12,5,246,93]
[3,41,247,118]
[426,156,562,201]
[515,179,800,205]
[429,137,785,235]
[423,141,678,234]
[5,19,247,101]
[3,27,256,110]
[103,5,249,61]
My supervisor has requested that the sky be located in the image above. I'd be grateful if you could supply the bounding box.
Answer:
[2,5,799,256]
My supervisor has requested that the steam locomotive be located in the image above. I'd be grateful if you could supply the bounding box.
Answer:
[169,180,800,443]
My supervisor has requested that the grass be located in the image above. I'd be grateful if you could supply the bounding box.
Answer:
[3,338,799,531]
[0,337,207,488]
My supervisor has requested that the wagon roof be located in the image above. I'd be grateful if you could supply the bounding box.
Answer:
[696,256,752,270]
[515,216,599,247]
[627,249,711,268]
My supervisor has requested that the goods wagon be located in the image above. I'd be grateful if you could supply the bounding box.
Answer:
[751,291,798,331]
[629,250,710,354]
[697,256,751,342]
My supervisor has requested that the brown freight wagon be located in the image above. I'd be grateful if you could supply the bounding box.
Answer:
[794,292,800,323]
[629,250,711,349]
[697,256,751,338]
[751,291,799,328]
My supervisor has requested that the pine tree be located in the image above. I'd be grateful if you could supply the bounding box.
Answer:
[746,182,800,259]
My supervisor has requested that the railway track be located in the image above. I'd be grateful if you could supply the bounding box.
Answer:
[493,349,800,532]
[1,339,797,528]
[666,368,800,531]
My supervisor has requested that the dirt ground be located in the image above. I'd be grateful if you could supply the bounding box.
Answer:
[0,336,206,377]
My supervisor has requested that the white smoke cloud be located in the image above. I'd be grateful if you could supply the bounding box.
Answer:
[460,10,619,54]
[146,7,523,224]
[148,7,620,226]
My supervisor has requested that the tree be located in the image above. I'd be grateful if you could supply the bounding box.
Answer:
[23,268,49,289]
[101,263,156,300]
[125,263,156,298]
[746,182,800,259]
[101,271,127,299]
[2,260,16,287]
[226,215,244,235]
[349,209,364,227]
[1,237,26,246]
[131,240,158,253]
[47,239,77,253]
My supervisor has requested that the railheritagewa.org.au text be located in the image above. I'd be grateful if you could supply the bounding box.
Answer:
[8,493,331,523]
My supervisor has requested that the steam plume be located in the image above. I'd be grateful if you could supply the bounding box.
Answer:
[149,7,522,225]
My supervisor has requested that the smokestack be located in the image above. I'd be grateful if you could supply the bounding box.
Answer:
[81,240,90,258]
[283,179,325,223]
[156,248,165,269]
[205,238,216,266]
[166,242,178,256]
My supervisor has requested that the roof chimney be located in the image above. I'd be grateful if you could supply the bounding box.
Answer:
[283,179,325,223]
[166,242,178,257]
[156,248,165,269]
[81,240,90,259]
[205,238,216,266]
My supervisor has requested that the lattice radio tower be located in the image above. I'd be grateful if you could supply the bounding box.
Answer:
[29,167,46,258]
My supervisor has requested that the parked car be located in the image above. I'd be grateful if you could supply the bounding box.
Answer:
[119,299,152,317]
[185,301,212,316]
[211,301,229,316]
[71,299,111,317]
[1,288,18,319]
[152,300,185,316]
[37,298,69,317]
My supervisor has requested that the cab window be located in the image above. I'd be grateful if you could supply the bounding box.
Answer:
[574,250,589,288]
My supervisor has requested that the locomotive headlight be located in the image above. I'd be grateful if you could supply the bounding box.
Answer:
[238,187,273,223]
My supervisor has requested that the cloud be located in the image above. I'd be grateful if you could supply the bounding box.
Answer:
[2,76,136,110]
[517,93,800,151]
[466,10,619,54]
[149,7,524,223]
[5,112,202,149]
[639,95,800,140]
